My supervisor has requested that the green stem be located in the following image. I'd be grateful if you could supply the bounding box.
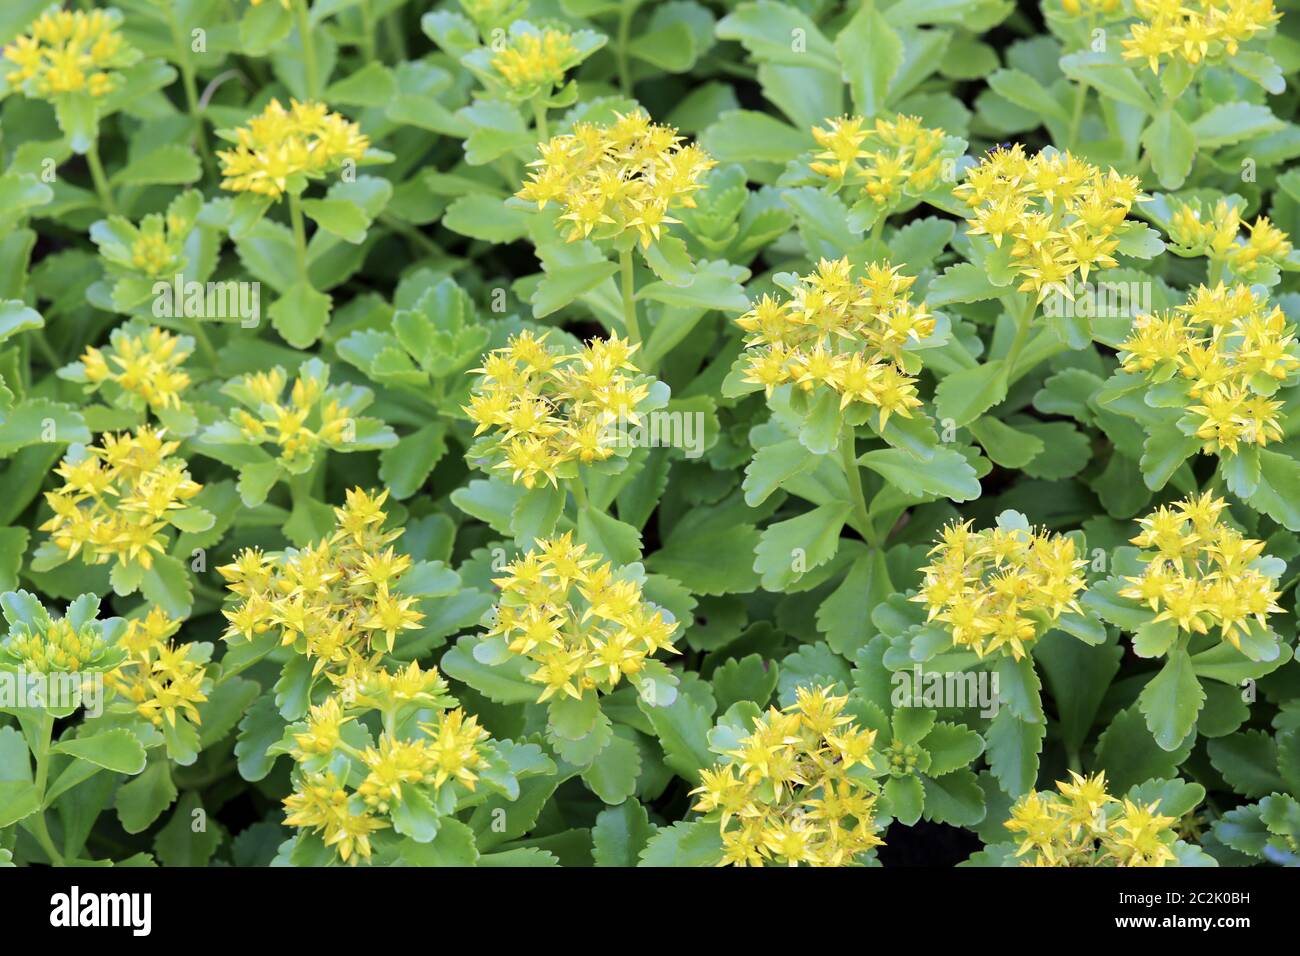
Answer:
[212,644,271,687]
[1007,339,1068,390]
[166,6,213,180]
[289,467,314,510]
[86,141,116,215]
[616,0,635,94]
[289,192,309,283]
[174,760,237,790]
[532,97,550,142]
[295,0,320,100]
[30,806,63,866]
[192,580,225,604]
[383,11,407,61]
[379,212,440,257]
[1066,72,1091,152]
[32,330,60,370]
[712,60,757,81]
[1002,293,1036,381]
[33,710,53,799]
[569,475,589,514]
[838,421,878,546]
[186,316,218,367]
[336,740,367,761]
[1067,85,1086,152]
[1278,569,1300,598]
[17,337,29,391]
[359,0,377,62]
[31,711,65,866]
[619,248,640,346]
[870,214,887,247]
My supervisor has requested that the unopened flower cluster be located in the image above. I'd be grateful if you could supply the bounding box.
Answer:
[107,608,208,730]
[1006,772,1179,866]
[914,519,1088,660]
[220,362,362,470]
[1118,493,1282,650]
[1117,283,1298,454]
[218,488,424,685]
[460,0,529,33]
[1122,0,1280,74]
[515,110,715,246]
[111,195,202,281]
[40,427,202,572]
[77,326,192,413]
[692,686,882,867]
[736,257,932,426]
[0,594,123,676]
[283,664,491,864]
[487,533,679,702]
[954,145,1144,300]
[491,27,579,94]
[2,8,138,100]
[464,331,655,489]
[1164,197,1293,282]
[810,114,952,207]
[217,98,370,199]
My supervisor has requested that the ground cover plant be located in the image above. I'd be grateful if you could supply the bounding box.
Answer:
[0,0,1298,869]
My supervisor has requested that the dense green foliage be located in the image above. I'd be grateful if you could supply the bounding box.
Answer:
[1,0,1300,868]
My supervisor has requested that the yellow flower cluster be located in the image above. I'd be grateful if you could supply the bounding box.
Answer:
[516,110,715,246]
[914,519,1089,660]
[491,28,578,91]
[355,709,489,806]
[692,686,882,867]
[1059,0,1121,13]
[954,145,1145,300]
[218,489,425,685]
[80,326,192,412]
[810,114,950,207]
[1122,0,1280,74]
[107,608,208,729]
[1165,198,1293,280]
[1117,283,1298,454]
[283,770,386,864]
[736,257,932,427]
[3,8,136,99]
[464,331,652,489]
[282,665,491,864]
[486,533,679,702]
[1118,493,1282,649]
[229,366,357,469]
[217,98,370,199]
[1006,772,1178,866]
[2,614,111,674]
[40,427,202,571]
